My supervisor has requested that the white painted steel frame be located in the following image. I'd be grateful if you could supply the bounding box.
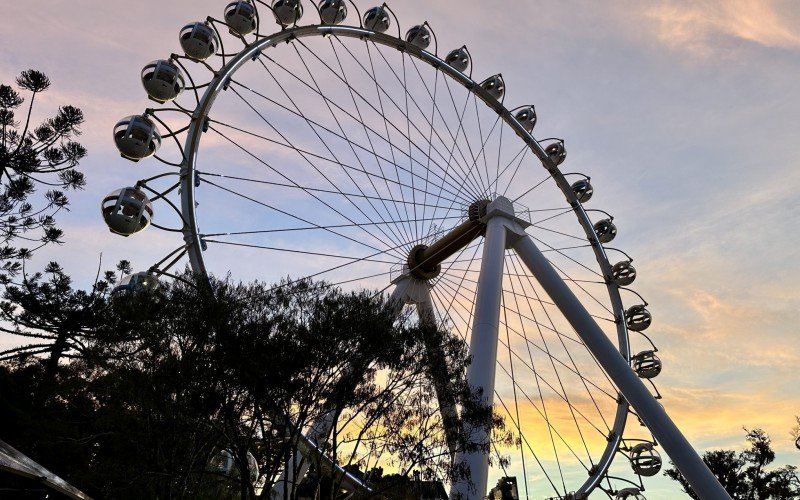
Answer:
[176,23,727,499]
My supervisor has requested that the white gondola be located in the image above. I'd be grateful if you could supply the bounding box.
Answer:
[102,187,154,236]
[630,443,662,477]
[612,260,636,286]
[571,178,593,203]
[225,1,257,35]
[113,272,159,294]
[406,25,431,49]
[272,0,303,27]
[363,6,390,32]
[480,74,505,101]
[318,0,347,25]
[113,115,161,161]
[515,106,537,132]
[626,304,652,332]
[141,60,185,103]
[179,22,219,61]
[632,350,662,379]
[594,218,617,243]
[209,449,259,484]
[546,140,567,166]
[445,47,470,73]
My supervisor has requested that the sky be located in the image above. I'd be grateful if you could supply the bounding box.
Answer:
[1,0,799,498]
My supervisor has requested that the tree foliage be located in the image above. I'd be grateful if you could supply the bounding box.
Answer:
[0,273,501,499]
[665,428,800,499]
[0,70,86,280]
[0,259,130,373]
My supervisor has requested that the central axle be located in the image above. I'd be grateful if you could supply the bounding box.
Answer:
[406,200,491,280]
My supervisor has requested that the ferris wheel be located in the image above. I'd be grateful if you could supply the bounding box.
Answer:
[103,1,731,498]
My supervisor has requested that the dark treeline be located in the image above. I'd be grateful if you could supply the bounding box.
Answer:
[0,270,500,499]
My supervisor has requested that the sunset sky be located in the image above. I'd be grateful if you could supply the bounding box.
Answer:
[2,0,799,498]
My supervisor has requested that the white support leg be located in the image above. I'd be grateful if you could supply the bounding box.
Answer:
[512,235,731,500]
[451,215,508,499]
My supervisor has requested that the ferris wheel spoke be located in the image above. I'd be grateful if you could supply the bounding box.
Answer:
[530,208,579,227]
[380,42,489,209]
[498,259,603,466]
[400,49,489,201]
[244,65,417,253]
[491,140,528,197]
[229,77,476,212]
[199,215,463,238]
[204,122,467,212]
[324,38,425,247]
[430,240,484,332]
[499,291,530,498]
[259,228,458,298]
[493,116,505,196]
[428,283,596,490]
[491,388,564,498]
[498,317,617,403]
[471,94,494,199]
[197,170,468,213]
[440,75,491,196]
[511,173,555,205]
[360,37,486,200]
[287,42,414,248]
[403,54,491,207]
[399,51,420,242]
[527,234,605,280]
[201,175,405,260]
[291,37,481,216]
[506,257,616,431]
[418,67,439,253]
[433,274,613,407]
[337,37,487,203]
[204,240,396,264]
[360,41,415,243]
[204,117,416,259]
[529,224,590,244]
[428,277,604,489]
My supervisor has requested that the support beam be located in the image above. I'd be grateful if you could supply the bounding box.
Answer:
[512,235,731,500]
[451,215,508,499]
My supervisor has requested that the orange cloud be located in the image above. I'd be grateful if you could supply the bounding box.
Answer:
[644,0,800,56]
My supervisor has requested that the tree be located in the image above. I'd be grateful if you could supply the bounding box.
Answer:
[0,70,86,280]
[665,428,800,499]
[0,259,130,376]
[792,416,800,452]
[1,273,501,499]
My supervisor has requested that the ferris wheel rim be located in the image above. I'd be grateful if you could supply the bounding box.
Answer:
[174,21,634,498]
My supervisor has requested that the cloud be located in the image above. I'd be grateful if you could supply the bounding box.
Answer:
[644,0,800,56]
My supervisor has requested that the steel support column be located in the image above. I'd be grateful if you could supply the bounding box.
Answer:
[512,235,731,500]
[451,215,509,499]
